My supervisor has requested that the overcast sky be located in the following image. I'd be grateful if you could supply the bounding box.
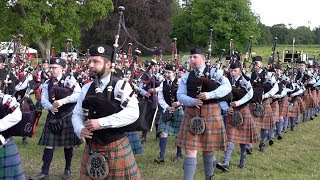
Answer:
[250,0,320,29]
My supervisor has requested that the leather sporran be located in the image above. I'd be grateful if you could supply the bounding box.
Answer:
[86,152,109,180]
[162,110,174,122]
[48,116,63,134]
[253,103,265,117]
[230,111,243,127]
[189,116,206,135]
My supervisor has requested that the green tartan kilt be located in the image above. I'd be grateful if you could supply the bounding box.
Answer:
[157,108,184,136]
[38,112,81,147]
[0,139,25,179]
[127,132,144,155]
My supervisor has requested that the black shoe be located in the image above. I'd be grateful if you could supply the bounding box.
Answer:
[172,154,183,162]
[315,114,318,117]
[310,117,314,120]
[277,135,283,140]
[154,156,165,164]
[291,127,294,131]
[269,139,274,146]
[29,173,49,180]
[238,163,246,169]
[216,162,229,172]
[246,147,253,154]
[140,137,146,144]
[259,143,265,152]
[22,138,28,146]
[62,169,71,180]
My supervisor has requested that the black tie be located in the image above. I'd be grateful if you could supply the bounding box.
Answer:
[168,80,172,86]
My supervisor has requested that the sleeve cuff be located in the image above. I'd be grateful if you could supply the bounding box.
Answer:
[98,117,110,129]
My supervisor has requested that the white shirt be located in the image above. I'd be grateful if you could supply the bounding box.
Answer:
[0,95,22,132]
[71,74,139,138]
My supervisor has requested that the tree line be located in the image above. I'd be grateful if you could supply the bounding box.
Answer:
[1,0,320,58]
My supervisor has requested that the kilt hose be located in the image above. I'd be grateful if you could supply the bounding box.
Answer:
[226,105,260,144]
[127,132,144,155]
[297,96,306,115]
[250,98,274,130]
[0,139,25,180]
[38,112,81,147]
[157,108,184,136]
[270,100,280,123]
[279,96,289,118]
[288,100,300,118]
[175,103,227,152]
[80,137,141,180]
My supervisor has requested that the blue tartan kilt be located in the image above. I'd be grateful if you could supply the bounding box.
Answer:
[38,112,81,147]
[127,132,144,155]
[157,108,184,136]
[0,139,25,180]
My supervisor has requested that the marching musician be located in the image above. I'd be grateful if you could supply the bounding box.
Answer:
[249,56,278,152]
[0,74,26,179]
[216,60,259,172]
[30,57,81,180]
[176,46,230,180]
[71,45,141,179]
[154,64,183,164]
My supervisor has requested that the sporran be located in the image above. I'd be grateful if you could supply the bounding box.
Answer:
[230,111,243,126]
[189,116,206,135]
[86,152,109,180]
[253,103,265,117]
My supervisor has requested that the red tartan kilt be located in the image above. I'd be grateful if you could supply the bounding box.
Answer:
[288,100,299,118]
[226,105,260,144]
[297,96,306,114]
[249,99,274,129]
[279,96,289,117]
[176,103,227,152]
[312,90,318,105]
[270,100,280,122]
[34,86,41,101]
[79,137,141,180]
[303,94,315,109]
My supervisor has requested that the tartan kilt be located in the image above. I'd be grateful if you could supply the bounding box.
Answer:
[79,137,141,180]
[226,105,260,144]
[175,103,227,152]
[288,100,300,118]
[250,99,274,129]
[157,108,183,136]
[38,112,81,147]
[270,100,280,122]
[312,90,318,106]
[127,132,144,155]
[303,93,315,109]
[297,96,306,115]
[279,96,289,118]
[0,139,25,179]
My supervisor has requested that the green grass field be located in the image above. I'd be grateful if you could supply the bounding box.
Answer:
[15,110,320,180]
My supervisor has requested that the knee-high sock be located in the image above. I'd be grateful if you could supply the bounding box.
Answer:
[183,157,197,180]
[159,137,167,159]
[239,144,247,165]
[64,147,73,170]
[42,148,54,175]
[176,146,182,157]
[282,117,288,132]
[223,142,234,164]
[203,154,216,180]
[276,117,284,135]
[260,129,268,144]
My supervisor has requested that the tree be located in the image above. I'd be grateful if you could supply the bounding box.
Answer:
[189,0,260,54]
[0,0,114,59]
[284,26,315,45]
[313,27,320,44]
[82,0,173,55]
[257,23,272,45]
[269,24,289,44]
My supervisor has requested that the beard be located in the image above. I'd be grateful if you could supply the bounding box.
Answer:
[89,63,106,79]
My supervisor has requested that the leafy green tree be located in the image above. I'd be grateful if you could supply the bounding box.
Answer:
[269,24,289,44]
[257,23,272,45]
[284,26,315,45]
[0,0,113,59]
[189,0,260,54]
[313,27,320,44]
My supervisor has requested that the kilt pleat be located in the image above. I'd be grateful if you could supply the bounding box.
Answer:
[303,93,315,109]
[279,96,289,117]
[80,137,141,180]
[127,132,144,155]
[175,103,227,152]
[271,100,280,122]
[311,90,318,106]
[157,108,183,136]
[38,112,81,147]
[250,99,274,129]
[226,105,260,144]
[297,96,306,115]
[0,139,25,180]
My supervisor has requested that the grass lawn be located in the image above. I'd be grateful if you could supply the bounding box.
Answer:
[15,110,320,179]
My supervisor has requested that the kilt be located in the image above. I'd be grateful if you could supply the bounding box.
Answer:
[226,105,260,144]
[0,139,25,180]
[127,132,144,155]
[297,96,306,115]
[250,99,274,129]
[279,96,289,118]
[38,112,81,147]
[79,137,141,180]
[303,93,315,109]
[311,90,318,106]
[270,100,280,122]
[175,103,227,152]
[157,108,183,136]
[288,100,299,118]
